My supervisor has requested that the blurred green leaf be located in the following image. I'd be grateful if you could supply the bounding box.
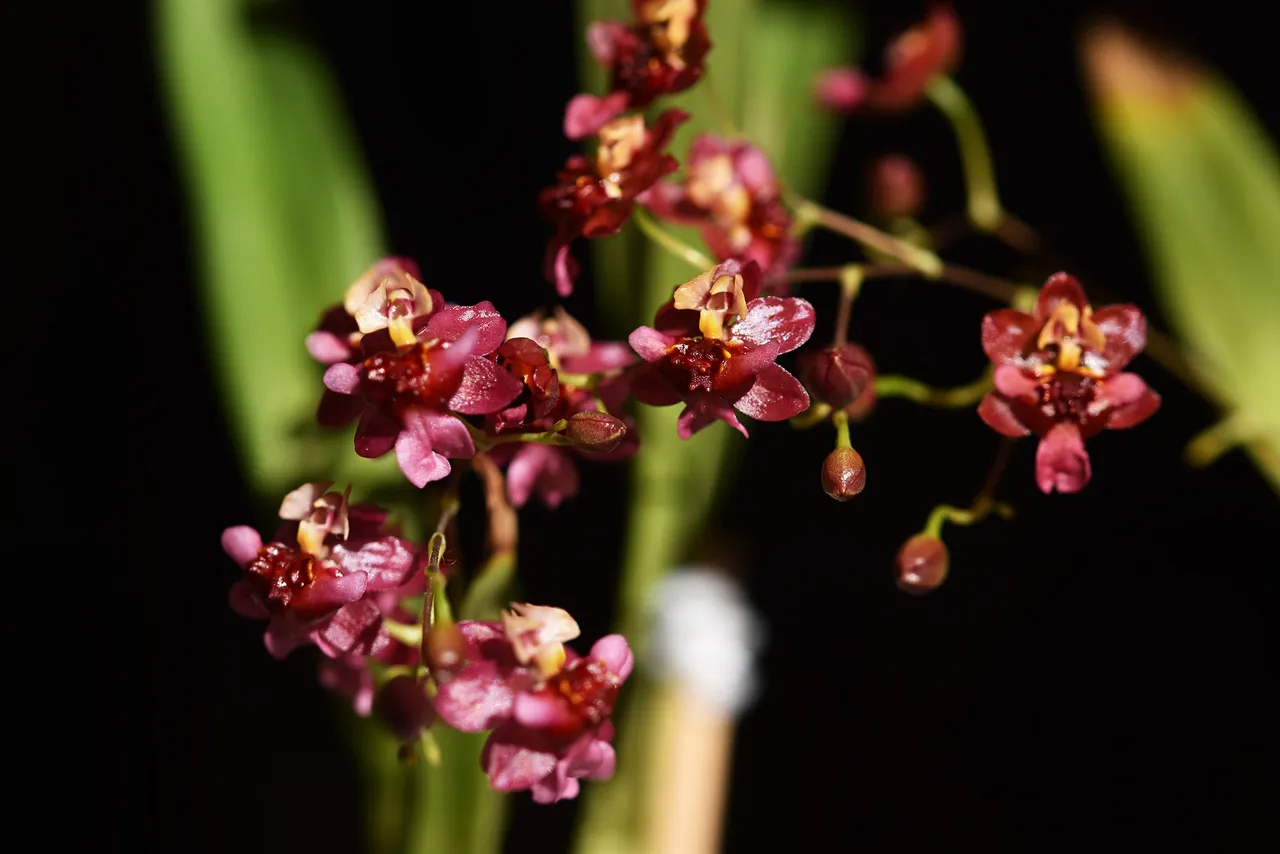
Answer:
[571,3,860,852]
[1083,22,1280,491]
[155,0,385,498]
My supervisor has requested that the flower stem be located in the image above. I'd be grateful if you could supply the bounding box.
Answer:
[927,75,1003,232]
[831,265,863,348]
[791,198,944,276]
[924,439,1016,538]
[460,454,519,620]
[875,368,994,408]
[632,207,714,270]
[833,409,853,449]
[782,262,1022,304]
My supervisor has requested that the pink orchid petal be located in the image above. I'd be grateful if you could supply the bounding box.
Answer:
[560,341,636,375]
[323,362,361,395]
[263,614,315,660]
[331,535,417,591]
[977,393,1031,437]
[563,92,630,140]
[678,401,748,439]
[221,525,263,567]
[228,579,268,619]
[435,663,515,732]
[733,296,816,354]
[317,599,382,655]
[734,363,810,422]
[993,364,1040,401]
[306,331,351,365]
[514,693,575,729]
[1035,422,1092,494]
[422,410,475,459]
[589,634,634,681]
[552,242,579,297]
[980,308,1038,363]
[585,20,626,65]
[394,411,456,488]
[628,326,677,361]
[507,443,580,509]
[815,66,869,111]
[354,407,399,459]
[449,356,525,414]
[292,570,370,616]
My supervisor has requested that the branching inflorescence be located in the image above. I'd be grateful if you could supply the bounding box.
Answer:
[220,1,1161,802]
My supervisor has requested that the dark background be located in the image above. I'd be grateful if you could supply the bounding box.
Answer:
[31,0,1279,850]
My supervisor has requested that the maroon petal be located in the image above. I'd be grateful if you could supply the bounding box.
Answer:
[1035,272,1089,320]
[221,525,263,567]
[977,393,1031,437]
[1093,305,1148,371]
[734,363,810,421]
[323,362,362,395]
[564,92,630,140]
[1035,422,1092,494]
[627,362,682,406]
[733,296,816,354]
[1102,375,1161,429]
[628,326,677,361]
[548,241,580,298]
[425,305,507,354]
[317,388,364,428]
[450,356,525,414]
[980,309,1037,363]
[651,300,701,337]
[354,407,400,459]
[678,400,748,439]
[483,727,560,797]
[434,662,515,732]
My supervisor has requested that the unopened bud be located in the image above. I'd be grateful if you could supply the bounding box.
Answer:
[797,343,876,410]
[868,154,926,220]
[565,411,627,452]
[821,447,866,500]
[424,622,466,677]
[814,67,868,112]
[375,675,435,742]
[896,534,949,594]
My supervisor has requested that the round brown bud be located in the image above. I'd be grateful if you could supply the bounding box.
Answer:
[797,343,876,410]
[424,622,467,677]
[565,410,627,452]
[896,534,949,594]
[375,675,434,742]
[867,154,926,220]
[821,447,866,501]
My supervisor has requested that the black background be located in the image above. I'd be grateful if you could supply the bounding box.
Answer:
[28,0,1280,850]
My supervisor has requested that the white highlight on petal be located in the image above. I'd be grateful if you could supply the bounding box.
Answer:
[647,567,766,718]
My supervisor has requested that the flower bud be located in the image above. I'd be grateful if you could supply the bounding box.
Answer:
[424,622,467,678]
[896,534,949,594]
[867,154,925,220]
[797,343,876,410]
[814,67,868,112]
[565,410,627,452]
[821,447,866,501]
[375,675,435,742]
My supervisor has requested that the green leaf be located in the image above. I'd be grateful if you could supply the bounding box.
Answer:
[1082,22,1280,491]
[154,0,386,498]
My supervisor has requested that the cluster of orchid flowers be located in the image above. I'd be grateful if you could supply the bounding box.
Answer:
[221,1,1161,804]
